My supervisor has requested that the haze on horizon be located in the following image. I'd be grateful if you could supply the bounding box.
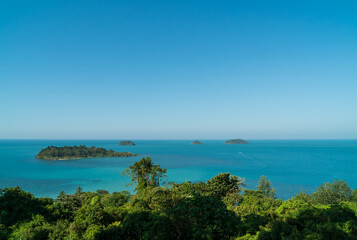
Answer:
[1,0,357,140]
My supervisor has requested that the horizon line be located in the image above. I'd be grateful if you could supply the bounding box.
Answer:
[1,138,357,141]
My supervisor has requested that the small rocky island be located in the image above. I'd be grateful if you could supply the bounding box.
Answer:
[36,145,138,160]
[225,139,249,144]
[118,140,136,146]
[192,140,202,145]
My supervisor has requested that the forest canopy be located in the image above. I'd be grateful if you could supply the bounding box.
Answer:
[35,145,138,160]
[1,157,357,239]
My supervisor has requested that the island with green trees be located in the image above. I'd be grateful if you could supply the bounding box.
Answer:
[225,139,249,144]
[35,145,138,160]
[1,157,357,239]
[191,140,202,144]
[118,140,136,146]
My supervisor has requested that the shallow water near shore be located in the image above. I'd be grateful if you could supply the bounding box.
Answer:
[0,139,356,200]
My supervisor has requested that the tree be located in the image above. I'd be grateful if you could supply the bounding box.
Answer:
[120,211,173,240]
[101,191,130,207]
[291,190,312,202]
[124,157,167,191]
[257,176,277,199]
[9,215,51,240]
[48,220,70,240]
[206,173,245,199]
[50,190,84,220]
[313,180,352,204]
[170,193,241,239]
[351,188,357,202]
[239,190,281,215]
[0,224,9,240]
[0,187,47,227]
[71,201,112,239]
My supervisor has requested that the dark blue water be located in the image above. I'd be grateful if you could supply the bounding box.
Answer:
[0,140,356,200]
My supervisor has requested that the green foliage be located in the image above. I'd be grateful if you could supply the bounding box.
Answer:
[0,224,9,240]
[36,145,137,160]
[291,190,313,202]
[237,190,282,217]
[97,189,109,195]
[341,201,357,215]
[47,189,85,221]
[236,190,282,236]
[47,220,70,240]
[2,159,357,239]
[170,193,241,240]
[120,211,173,240]
[9,215,51,240]
[236,233,258,240]
[71,202,112,238]
[0,187,47,227]
[256,204,357,239]
[124,157,168,191]
[82,224,103,240]
[275,199,310,219]
[101,191,130,207]
[96,222,122,240]
[257,176,276,199]
[352,188,357,202]
[312,180,352,204]
[206,172,245,199]
[170,173,245,208]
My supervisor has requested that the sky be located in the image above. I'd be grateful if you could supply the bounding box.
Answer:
[1,0,357,139]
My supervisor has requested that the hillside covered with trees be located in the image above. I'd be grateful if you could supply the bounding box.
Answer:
[1,157,357,239]
[35,145,138,160]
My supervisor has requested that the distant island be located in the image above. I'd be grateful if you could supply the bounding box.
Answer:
[224,139,249,144]
[118,140,136,146]
[192,140,202,145]
[36,145,138,160]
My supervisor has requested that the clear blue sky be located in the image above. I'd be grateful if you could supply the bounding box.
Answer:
[1,0,357,139]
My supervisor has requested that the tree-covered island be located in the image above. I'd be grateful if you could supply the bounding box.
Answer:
[118,140,136,146]
[35,145,138,160]
[225,139,249,144]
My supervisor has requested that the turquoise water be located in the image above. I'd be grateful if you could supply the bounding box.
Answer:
[0,140,357,200]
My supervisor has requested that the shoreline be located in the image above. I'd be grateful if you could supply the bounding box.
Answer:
[37,155,140,161]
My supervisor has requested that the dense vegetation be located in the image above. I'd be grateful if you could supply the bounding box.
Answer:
[225,139,249,144]
[1,157,357,239]
[118,141,136,146]
[192,140,202,145]
[35,145,138,160]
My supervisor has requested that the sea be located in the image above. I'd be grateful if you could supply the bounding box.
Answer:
[0,140,356,200]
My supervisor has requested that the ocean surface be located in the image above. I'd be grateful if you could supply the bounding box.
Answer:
[0,140,357,200]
